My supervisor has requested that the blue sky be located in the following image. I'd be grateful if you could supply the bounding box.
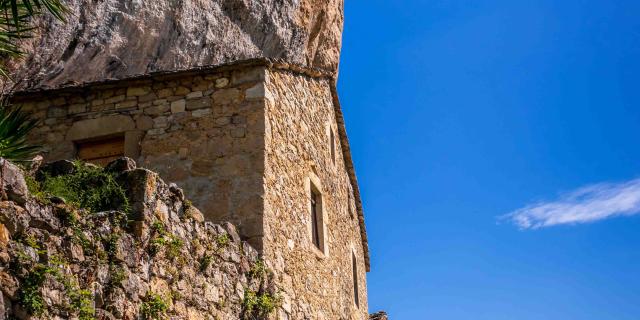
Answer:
[337,1,640,319]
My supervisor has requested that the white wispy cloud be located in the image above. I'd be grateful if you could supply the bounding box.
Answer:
[502,178,640,229]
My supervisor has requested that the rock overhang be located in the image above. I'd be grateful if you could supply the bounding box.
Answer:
[3,0,344,92]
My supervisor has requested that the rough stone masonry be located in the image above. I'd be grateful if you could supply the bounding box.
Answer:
[13,60,372,319]
[0,157,272,319]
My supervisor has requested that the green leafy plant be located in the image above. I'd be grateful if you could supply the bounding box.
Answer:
[0,106,39,162]
[216,233,230,248]
[24,173,46,201]
[17,263,59,315]
[69,288,95,320]
[108,263,126,288]
[149,220,183,259]
[140,292,169,320]
[29,161,130,213]
[199,255,213,272]
[166,237,183,259]
[248,259,267,280]
[242,289,281,319]
[104,233,120,260]
[0,0,69,164]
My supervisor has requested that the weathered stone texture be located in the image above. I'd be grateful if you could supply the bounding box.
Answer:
[14,68,267,249]
[5,0,344,91]
[0,158,264,319]
[263,70,368,319]
[14,64,370,319]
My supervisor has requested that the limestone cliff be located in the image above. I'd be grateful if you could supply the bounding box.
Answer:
[0,158,278,319]
[5,0,343,91]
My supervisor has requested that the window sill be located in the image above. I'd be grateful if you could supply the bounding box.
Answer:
[311,245,327,260]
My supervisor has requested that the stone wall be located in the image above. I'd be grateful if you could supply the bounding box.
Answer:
[12,62,371,319]
[13,66,268,249]
[0,158,271,319]
[263,70,368,319]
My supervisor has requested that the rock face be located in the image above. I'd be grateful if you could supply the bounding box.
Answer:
[0,157,277,319]
[7,0,343,91]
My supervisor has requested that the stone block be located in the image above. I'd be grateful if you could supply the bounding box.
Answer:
[230,128,246,138]
[175,86,191,95]
[245,83,266,100]
[136,115,154,130]
[171,100,186,113]
[0,160,28,205]
[47,106,67,118]
[144,105,170,116]
[157,88,174,98]
[68,103,87,114]
[153,99,168,106]
[52,97,67,106]
[186,91,203,99]
[215,77,229,88]
[105,95,126,104]
[0,201,29,235]
[44,118,58,126]
[231,68,265,85]
[212,88,241,104]
[192,109,211,118]
[127,86,151,97]
[36,100,52,109]
[66,115,135,141]
[153,116,169,128]
[138,92,158,103]
[186,97,211,110]
[147,128,165,135]
[214,117,230,126]
[116,100,138,109]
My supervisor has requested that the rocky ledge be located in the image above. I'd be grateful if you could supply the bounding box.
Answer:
[0,158,278,319]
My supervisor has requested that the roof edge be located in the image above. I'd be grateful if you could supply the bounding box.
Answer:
[328,80,371,272]
[11,58,335,96]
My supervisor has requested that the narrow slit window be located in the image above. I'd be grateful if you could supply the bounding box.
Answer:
[348,193,354,219]
[310,187,322,250]
[311,190,320,248]
[329,127,336,164]
[76,135,125,166]
[352,251,360,308]
[309,181,326,254]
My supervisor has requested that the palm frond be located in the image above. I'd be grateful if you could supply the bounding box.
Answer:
[0,104,40,162]
[0,0,68,78]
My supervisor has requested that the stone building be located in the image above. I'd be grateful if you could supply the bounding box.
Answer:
[8,0,373,319]
[12,59,370,319]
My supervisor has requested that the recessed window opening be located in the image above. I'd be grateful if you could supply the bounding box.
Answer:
[329,127,336,164]
[348,193,355,219]
[352,251,360,308]
[76,135,125,166]
[311,186,322,250]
